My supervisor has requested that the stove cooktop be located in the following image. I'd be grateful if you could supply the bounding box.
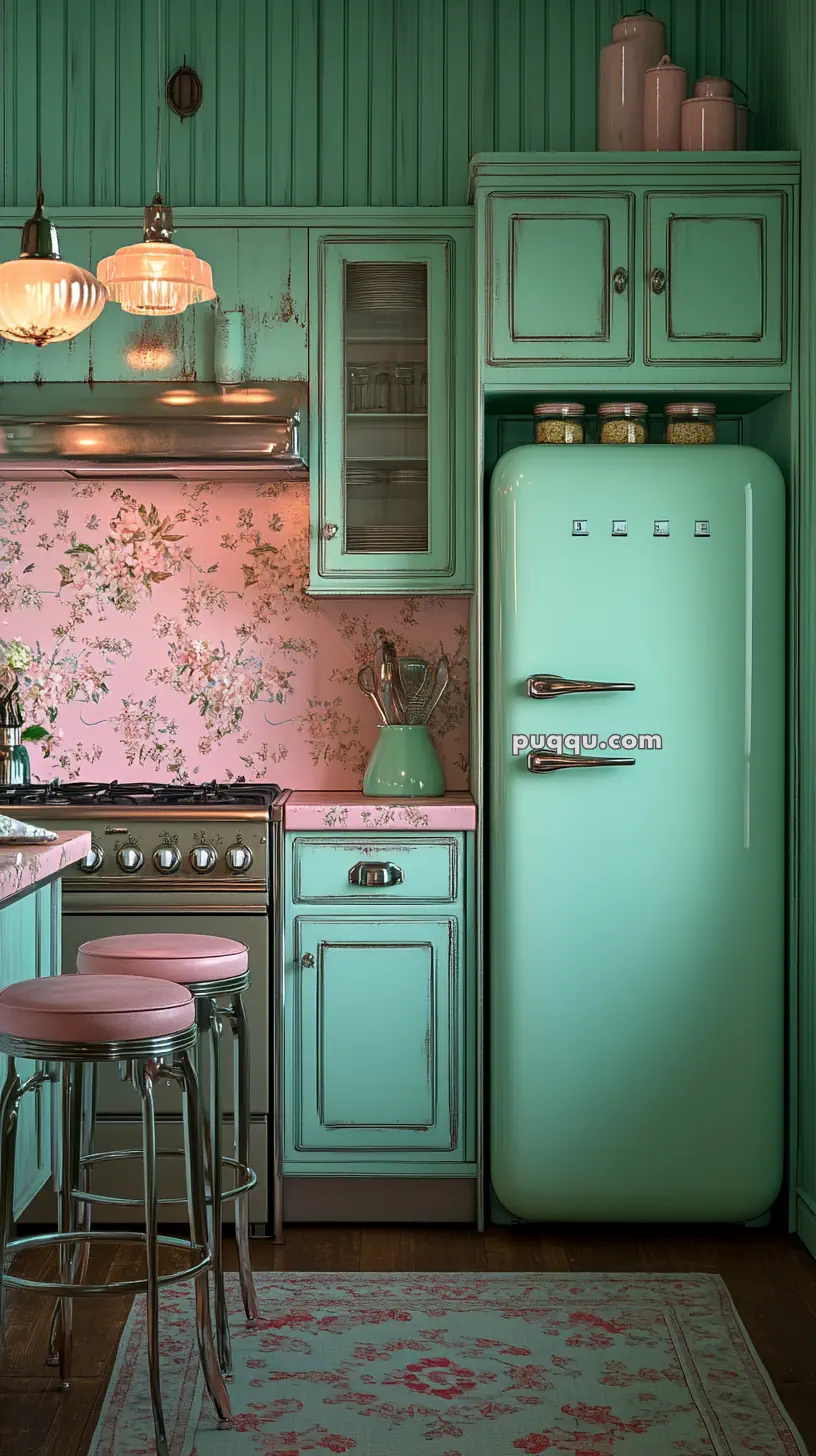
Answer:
[0,779,284,809]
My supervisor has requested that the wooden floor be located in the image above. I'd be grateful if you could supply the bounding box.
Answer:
[1,1223,815,1455]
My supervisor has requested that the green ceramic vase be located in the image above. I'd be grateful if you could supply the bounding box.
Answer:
[362,724,445,797]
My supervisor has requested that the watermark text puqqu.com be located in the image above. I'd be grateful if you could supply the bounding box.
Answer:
[511,732,662,755]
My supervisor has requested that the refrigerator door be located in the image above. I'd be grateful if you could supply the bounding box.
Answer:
[489,445,785,1221]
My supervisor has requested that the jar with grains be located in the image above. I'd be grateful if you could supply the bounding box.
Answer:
[534,402,585,444]
[664,401,717,444]
[598,402,649,444]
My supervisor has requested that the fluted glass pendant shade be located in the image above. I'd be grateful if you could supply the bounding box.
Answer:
[96,195,215,316]
[0,192,106,346]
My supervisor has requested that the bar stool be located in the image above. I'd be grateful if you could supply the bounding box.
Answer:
[0,973,231,1456]
[76,931,259,1377]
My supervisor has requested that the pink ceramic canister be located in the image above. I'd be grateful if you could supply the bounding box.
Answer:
[598,11,667,150]
[680,95,736,150]
[694,75,733,97]
[643,55,687,150]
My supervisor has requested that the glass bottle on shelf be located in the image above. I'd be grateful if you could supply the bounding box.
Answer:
[347,365,370,413]
[392,364,416,412]
[373,369,391,411]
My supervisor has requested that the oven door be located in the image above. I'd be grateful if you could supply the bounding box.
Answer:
[61,905,269,1118]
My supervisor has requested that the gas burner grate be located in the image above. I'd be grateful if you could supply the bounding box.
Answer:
[0,779,283,808]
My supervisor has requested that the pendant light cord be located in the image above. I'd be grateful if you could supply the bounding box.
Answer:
[155,0,163,199]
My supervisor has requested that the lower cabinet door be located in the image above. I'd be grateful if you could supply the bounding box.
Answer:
[0,883,56,1219]
[287,916,463,1160]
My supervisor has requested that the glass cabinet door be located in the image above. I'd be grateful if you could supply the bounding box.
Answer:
[310,236,465,591]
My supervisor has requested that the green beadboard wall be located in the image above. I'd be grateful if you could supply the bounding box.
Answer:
[752,0,816,1260]
[1,0,752,209]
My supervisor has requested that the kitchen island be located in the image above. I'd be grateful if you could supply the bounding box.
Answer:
[0,829,91,1217]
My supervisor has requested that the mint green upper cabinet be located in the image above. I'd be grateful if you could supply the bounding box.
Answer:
[308,226,473,595]
[644,192,787,368]
[287,915,464,1162]
[486,193,633,367]
[470,154,798,392]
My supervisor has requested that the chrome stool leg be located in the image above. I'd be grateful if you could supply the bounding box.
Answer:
[200,996,231,1376]
[55,1060,83,1390]
[48,1061,94,1369]
[178,1048,231,1425]
[0,1059,22,1349]
[229,991,260,1323]
[134,1060,167,1453]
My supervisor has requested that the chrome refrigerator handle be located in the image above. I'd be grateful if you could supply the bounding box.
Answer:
[527,750,635,773]
[527,674,635,699]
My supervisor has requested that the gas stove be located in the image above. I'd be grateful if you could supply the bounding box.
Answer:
[4,779,288,887]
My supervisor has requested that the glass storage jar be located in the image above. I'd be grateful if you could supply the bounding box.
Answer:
[598,402,649,444]
[664,401,717,444]
[534,402,585,444]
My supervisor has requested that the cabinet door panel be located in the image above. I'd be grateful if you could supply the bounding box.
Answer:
[288,916,460,1156]
[0,884,55,1219]
[645,192,787,365]
[486,192,633,365]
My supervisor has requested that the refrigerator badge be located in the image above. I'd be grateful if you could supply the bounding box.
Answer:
[572,519,589,536]
[653,520,670,536]
[612,520,628,536]
[695,519,711,536]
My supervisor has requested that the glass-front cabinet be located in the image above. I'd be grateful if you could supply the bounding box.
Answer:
[308,231,473,593]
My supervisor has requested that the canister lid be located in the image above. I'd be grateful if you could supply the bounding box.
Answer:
[598,402,648,416]
[646,53,686,73]
[533,402,585,417]
[694,75,732,97]
[664,401,716,416]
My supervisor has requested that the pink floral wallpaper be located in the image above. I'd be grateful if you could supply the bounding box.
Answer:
[0,477,469,787]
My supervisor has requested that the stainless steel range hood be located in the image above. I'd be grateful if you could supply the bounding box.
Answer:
[0,382,307,480]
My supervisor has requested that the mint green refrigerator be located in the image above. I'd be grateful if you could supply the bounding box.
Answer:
[489,445,785,1221]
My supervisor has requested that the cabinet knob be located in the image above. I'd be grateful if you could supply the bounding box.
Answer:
[301,952,315,968]
[612,266,628,294]
[321,523,339,540]
[348,860,405,888]
[650,267,667,295]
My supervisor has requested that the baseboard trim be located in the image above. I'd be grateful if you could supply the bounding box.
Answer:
[283,1177,477,1223]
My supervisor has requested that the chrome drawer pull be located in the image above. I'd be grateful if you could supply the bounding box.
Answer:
[348,860,405,888]
[527,674,635,698]
[527,750,635,773]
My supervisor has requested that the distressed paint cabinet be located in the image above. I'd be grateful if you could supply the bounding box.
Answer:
[284,831,476,1178]
[308,218,473,594]
[0,880,59,1219]
[471,154,799,391]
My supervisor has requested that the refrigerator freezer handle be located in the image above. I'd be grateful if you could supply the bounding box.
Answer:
[527,750,636,773]
[527,674,635,698]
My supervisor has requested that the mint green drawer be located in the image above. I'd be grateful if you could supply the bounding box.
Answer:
[290,834,461,905]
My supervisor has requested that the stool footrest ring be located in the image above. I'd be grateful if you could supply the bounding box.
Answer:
[75,1148,257,1207]
[4,1229,211,1296]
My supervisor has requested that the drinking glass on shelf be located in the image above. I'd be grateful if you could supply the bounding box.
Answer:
[416,369,428,412]
[391,365,416,412]
[373,368,391,411]
[347,366,370,412]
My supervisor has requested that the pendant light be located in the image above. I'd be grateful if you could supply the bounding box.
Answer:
[96,0,214,315]
[0,170,106,347]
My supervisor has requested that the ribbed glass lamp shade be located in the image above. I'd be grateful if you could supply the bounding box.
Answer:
[96,241,215,316]
[0,195,107,346]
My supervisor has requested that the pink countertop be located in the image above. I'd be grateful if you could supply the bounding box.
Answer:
[0,830,91,908]
[284,792,477,831]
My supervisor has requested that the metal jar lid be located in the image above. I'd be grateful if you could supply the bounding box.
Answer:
[598,402,648,417]
[533,402,585,417]
[664,401,716,416]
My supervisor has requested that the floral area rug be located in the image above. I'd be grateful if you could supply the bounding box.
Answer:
[88,1272,808,1455]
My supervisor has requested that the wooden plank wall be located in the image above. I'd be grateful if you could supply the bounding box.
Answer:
[0,0,753,210]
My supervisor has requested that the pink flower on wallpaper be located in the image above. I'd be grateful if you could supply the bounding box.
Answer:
[0,476,469,788]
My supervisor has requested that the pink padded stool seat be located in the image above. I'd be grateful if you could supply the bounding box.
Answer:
[77,932,248,984]
[0,973,194,1043]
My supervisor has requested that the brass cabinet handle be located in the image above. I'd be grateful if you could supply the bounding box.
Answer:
[321,522,339,540]
[301,952,315,968]
[348,860,405,888]
[527,750,635,773]
[527,674,635,699]
[612,266,628,294]
[650,267,666,295]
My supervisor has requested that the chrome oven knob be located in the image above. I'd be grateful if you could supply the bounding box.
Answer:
[78,843,104,874]
[116,845,144,874]
[190,844,217,873]
[225,844,253,873]
[153,845,181,873]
